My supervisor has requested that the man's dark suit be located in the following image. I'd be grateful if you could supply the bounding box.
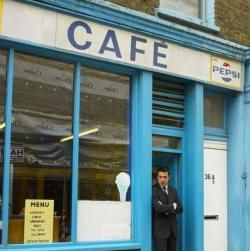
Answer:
[152,184,183,251]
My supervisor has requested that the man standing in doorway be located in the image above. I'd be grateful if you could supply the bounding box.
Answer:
[152,167,183,251]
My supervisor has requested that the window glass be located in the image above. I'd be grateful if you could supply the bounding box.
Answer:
[161,0,200,18]
[77,67,131,242]
[9,53,73,244]
[161,0,180,11]
[181,0,200,18]
[204,95,225,129]
[0,50,7,244]
[153,135,180,149]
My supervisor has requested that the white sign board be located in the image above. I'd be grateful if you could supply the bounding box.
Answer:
[0,0,244,90]
[77,200,131,241]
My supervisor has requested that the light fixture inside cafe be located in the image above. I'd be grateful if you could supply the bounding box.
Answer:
[60,127,99,143]
[0,122,6,130]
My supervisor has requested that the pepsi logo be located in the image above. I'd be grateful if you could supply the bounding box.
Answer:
[213,62,240,83]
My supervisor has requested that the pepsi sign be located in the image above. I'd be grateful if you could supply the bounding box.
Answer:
[0,1,243,90]
[211,57,242,88]
[213,62,240,82]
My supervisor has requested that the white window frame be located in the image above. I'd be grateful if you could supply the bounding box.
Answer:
[158,0,220,31]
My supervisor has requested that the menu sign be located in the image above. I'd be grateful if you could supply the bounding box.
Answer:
[24,200,54,244]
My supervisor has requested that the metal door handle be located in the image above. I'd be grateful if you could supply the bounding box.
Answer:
[204,215,219,220]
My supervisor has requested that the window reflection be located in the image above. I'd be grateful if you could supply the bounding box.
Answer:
[204,95,225,129]
[9,53,73,244]
[0,50,7,244]
[77,67,131,241]
[153,135,180,149]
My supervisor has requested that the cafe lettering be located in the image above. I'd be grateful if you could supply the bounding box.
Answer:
[67,21,168,69]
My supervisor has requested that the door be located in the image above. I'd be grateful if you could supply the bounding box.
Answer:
[204,140,227,251]
[152,151,182,251]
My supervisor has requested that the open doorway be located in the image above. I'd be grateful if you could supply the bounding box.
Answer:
[152,151,182,251]
[152,151,180,189]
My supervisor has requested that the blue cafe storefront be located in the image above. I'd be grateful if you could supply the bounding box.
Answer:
[0,0,250,251]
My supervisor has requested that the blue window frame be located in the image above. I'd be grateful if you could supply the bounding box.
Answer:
[0,49,7,244]
[204,92,227,139]
[2,48,14,246]
[0,47,153,251]
[152,127,183,154]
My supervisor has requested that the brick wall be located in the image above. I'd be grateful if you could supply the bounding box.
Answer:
[106,0,159,15]
[216,0,250,46]
[106,0,250,46]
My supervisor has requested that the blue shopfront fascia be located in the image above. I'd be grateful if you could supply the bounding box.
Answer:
[15,0,248,61]
[0,34,246,251]
[0,2,249,251]
[0,47,204,251]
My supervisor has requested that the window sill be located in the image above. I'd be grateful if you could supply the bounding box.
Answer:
[156,7,220,33]
[2,241,141,251]
[205,127,227,139]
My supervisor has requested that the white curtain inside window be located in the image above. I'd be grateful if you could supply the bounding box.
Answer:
[161,0,201,18]
[181,0,200,18]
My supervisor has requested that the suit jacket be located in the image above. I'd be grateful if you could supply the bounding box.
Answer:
[152,184,183,239]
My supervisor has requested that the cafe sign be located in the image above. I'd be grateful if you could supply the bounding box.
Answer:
[0,0,243,90]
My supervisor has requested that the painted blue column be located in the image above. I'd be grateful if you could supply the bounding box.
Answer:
[2,48,14,246]
[71,63,81,242]
[132,71,152,251]
[244,55,250,251]
[227,88,245,251]
[183,83,204,251]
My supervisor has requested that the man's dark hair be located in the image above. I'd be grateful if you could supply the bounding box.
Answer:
[156,167,170,176]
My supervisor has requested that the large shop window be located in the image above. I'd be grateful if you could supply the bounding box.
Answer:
[9,54,73,244]
[2,51,132,246]
[77,68,131,242]
[0,50,7,243]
